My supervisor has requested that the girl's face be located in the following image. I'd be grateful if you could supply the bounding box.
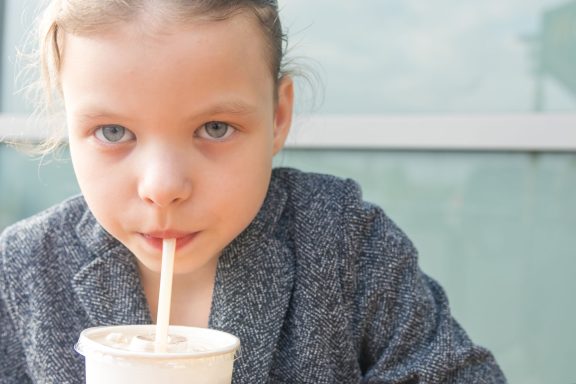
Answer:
[60,14,293,276]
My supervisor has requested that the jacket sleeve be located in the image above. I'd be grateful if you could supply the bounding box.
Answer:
[339,181,507,383]
[0,231,33,383]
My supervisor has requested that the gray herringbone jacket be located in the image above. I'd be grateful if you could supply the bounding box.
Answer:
[0,168,506,383]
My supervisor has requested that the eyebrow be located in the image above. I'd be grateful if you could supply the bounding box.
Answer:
[71,106,130,122]
[74,99,258,122]
[199,100,259,116]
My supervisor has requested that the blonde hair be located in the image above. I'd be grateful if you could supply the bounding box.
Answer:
[32,0,288,153]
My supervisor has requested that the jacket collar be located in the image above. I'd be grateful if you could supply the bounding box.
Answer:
[71,173,295,381]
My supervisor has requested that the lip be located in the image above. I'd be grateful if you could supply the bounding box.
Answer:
[140,231,198,252]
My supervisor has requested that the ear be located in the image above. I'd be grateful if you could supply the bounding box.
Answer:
[272,76,294,155]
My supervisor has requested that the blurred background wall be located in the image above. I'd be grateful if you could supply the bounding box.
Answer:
[1,0,576,382]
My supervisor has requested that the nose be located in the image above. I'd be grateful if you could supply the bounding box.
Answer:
[137,148,192,208]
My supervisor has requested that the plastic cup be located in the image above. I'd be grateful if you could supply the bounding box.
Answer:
[75,324,240,384]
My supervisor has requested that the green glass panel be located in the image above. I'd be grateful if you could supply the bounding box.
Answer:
[0,145,79,229]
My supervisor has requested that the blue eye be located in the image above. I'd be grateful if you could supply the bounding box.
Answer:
[198,122,234,140]
[94,125,135,143]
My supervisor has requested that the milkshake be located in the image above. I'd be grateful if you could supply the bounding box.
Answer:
[76,324,240,384]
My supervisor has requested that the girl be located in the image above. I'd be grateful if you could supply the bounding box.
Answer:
[0,0,507,383]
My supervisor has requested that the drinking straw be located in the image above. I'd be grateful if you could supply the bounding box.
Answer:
[155,238,176,352]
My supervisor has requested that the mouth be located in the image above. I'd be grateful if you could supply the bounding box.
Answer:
[140,231,198,251]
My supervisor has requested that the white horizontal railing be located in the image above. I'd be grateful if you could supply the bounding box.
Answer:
[2,113,576,151]
[0,114,63,142]
[287,114,576,151]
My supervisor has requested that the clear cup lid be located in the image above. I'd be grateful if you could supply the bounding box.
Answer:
[75,324,240,360]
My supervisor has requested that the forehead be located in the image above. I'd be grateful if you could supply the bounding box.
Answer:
[61,10,268,64]
[59,12,275,114]
[59,8,272,73]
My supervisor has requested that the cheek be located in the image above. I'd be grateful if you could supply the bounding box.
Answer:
[226,135,273,187]
[69,140,93,194]
[69,142,103,196]
[230,149,273,214]
[206,138,273,224]
[68,140,132,221]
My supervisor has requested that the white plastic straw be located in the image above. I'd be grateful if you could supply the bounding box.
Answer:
[155,238,176,352]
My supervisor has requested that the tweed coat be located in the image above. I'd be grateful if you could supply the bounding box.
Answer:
[0,167,506,383]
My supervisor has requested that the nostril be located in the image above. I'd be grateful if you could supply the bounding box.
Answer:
[142,196,156,206]
[138,184,191,208]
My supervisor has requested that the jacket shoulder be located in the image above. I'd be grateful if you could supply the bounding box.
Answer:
[0,196,89,275]
[272,167,412,246]
[272,167,363,216]
[271,167,418,290]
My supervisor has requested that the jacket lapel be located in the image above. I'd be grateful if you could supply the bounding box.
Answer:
[71,213,151,326]
[210,237,294,383]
